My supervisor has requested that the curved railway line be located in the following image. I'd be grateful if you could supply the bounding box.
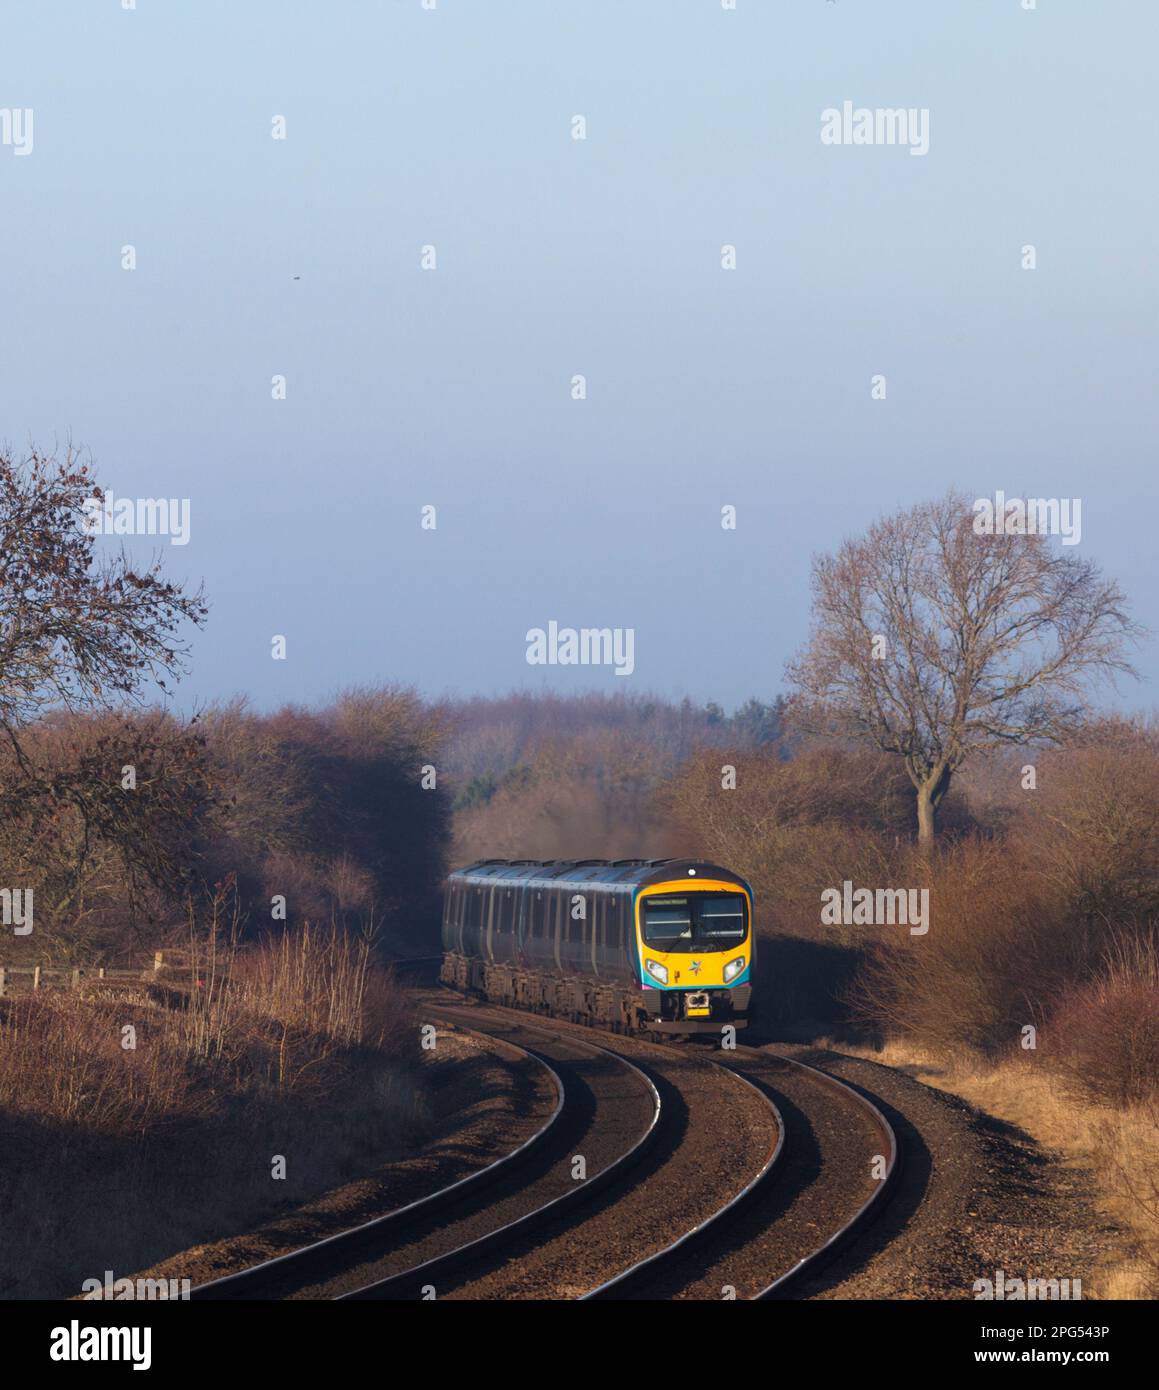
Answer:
[191,1022,570,1301]
[194,1012,670,1300]
[338,1011,672,1300]
[580,1035,899,1301]
[376,1002,784,1300]
[190,989,902,1301]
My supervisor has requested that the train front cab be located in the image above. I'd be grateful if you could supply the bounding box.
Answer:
[633,874,754,1033]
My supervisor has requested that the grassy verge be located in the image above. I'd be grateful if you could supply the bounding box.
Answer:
[820,1037,1158,1299]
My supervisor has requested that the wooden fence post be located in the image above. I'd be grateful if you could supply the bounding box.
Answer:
[71,968,81,991]
[0,966,6,998]
[32,965,41,990]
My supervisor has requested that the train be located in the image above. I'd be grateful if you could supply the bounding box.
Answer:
[439,858,754,1035]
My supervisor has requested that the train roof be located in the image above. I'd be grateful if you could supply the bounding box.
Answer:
[446,859,751,893]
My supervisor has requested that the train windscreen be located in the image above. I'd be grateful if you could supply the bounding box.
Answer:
[641,892,747,951]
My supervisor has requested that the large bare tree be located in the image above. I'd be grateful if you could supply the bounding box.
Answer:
[787,490,1141,844]
[0,447,208,894]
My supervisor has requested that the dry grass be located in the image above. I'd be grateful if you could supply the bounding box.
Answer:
[821,1035,1159,1300]
[0,927,429,1298]
[233,925,374,1045]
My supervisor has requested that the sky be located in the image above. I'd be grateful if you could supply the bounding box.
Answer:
[1,0,1156,714]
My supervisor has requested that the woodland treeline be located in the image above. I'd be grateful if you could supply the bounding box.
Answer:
[13,681,1159,1112]
[2,689,784,964]
[0,691,450,963]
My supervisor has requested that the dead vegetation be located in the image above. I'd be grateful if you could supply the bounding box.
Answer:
[0,928,428,1298]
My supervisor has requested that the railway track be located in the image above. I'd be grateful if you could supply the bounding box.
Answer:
[346,1002,783,1299]
[338,1010,670,1300]
[749,1046,898,1299]
[191,991,901,1301]
[581,1036,899,1300]
[190,1022,569,1300]
[445,1003,899,1301]
[193,1012,665,1300]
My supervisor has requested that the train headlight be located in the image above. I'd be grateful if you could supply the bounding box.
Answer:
[645,959,669,985]
[723,955,746,983]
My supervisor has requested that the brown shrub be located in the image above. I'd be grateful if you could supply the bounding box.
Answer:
[849,838,1077,1054]
[1050,936,1159,1107]
[848,724,1159,1054]
[659,744,916,938]
[202,688,451,953]
[1013,724,1159,926]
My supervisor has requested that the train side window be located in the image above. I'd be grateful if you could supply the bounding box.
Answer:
[552,890,565,959]
[566,890,583,970]
[606,892,622,961]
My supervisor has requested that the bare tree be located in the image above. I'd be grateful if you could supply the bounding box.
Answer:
[0,446,205,735]
[787,490,1141,844]
[0,710,214,959]
[0,445,208,894]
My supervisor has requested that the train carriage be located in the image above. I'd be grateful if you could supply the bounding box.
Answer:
[440,858,754,1035]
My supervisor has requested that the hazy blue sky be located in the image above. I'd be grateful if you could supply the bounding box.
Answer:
[2,1,1155,712]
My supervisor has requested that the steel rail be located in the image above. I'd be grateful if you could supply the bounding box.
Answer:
[190,1022,565,1299]
[578,1058,784,1299]
[338,1013,663,1300]
[430,997,899,1303]
[579,1041,898,1300]
[750,1047,899,1299]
